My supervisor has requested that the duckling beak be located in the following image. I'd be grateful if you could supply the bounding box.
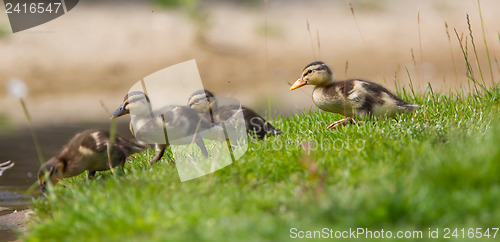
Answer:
[110,104,129,119]
[40,185,46,194]
[290,77,307,90]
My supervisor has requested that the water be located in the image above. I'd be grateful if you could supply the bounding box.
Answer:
[0,121,131,240]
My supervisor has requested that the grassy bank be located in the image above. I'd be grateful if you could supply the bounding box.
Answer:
[24,86,500,241]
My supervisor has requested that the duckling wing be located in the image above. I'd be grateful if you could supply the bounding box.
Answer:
[134,105,223,145]
[314,80,418,118]
[348,80,419,117]
[165,106,222,143]
[312,81,356,116]
[55,130,108,175]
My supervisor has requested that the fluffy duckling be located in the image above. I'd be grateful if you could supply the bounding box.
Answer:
[290,61,419,128]
[0,160,14,176]
[37,129,145,192]
[187,89,283,139]
[110,91,223,163]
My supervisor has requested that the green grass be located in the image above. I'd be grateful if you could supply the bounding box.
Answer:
[24,86,500,241]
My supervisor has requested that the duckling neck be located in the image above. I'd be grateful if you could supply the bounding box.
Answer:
[316,75,335,88]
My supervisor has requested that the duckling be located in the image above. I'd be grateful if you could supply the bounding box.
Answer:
[0,160,14,176]
[110,91,223,163]
[187,89,283,139]
[290,61,419,128]
[37,129,145,192]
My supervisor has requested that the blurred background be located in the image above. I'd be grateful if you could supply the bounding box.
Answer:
[0,0,499,191]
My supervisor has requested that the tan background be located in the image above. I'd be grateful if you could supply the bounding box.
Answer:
[0,0,499,126]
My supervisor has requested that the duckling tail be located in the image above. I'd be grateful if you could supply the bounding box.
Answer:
[117,137,147,153]
[403,104,420,111]
[266,124,283,136]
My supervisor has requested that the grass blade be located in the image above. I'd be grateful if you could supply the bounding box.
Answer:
[477,0,495,84]
[467,14,487,89]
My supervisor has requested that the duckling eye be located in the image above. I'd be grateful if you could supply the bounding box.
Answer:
[49,167,55,177]
[308,69,312,74]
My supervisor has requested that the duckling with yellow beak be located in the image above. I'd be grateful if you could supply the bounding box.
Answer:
[290,61,419,128]
[37,129,145,193]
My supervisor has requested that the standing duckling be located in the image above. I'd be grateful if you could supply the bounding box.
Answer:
[37,129,145,192]
[110,91,223,163]
[187,89,283,139]
[290,61,419,128]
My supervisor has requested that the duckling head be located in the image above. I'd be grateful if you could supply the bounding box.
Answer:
[37,158,64,193]
[187,89,216,114]
[290,61,333,90]
[110,91,152,119]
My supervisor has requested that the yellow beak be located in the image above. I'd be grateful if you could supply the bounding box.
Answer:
[290,77,307,90]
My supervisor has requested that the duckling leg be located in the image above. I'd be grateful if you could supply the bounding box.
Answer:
[150,144,167,165]
[81,170,96,183]
[88,170,96,179]
[326,117,360,129]
[195,138,209,158]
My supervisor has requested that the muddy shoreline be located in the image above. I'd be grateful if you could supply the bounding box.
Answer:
[0,208,32,241]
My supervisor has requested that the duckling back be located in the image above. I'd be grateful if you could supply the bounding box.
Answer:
[188,89,283,140]
[65,130,145,173]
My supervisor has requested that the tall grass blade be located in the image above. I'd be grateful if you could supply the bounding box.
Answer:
[20,98,45,166]
[343,60,349,115]
[306,19,316,60]
[445,22,458,83]
[316,30,321,60]
[477,0,494,84]
[347,0,366,47]
[455,28,480,94]
[466,14,487,89]
[405,66,416,99]
[417,10,424,83]
[264,0,271,119]
[107,119,117,175]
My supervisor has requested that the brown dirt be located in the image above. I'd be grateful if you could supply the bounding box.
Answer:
[0,209,32,229]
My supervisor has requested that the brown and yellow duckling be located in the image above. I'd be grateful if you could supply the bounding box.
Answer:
[187,89,283,139]
[37,129,145,192]
[290,61,419,128]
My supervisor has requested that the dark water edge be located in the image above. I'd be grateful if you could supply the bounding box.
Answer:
[0,121,131,240]
[0,121,131,187]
